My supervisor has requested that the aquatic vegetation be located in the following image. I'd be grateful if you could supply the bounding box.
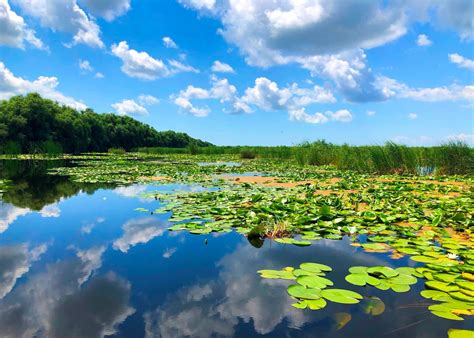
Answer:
[345,266,419,292]
[258,262,363,310]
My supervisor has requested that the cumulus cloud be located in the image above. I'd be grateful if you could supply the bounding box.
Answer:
[13,0,104,48]
[163,36,178,49]
[144,238,390,337]
[211,60,235,73]
[39,203,61,218]
[180,0,473,102]
[79,0,131,21]
[111,41,198,80]
[113,217,169,253]
[0,62,87,110]
[0,252,134,338]
[172,75,336,120]
[449,53,474,70]
[367,110,376,116]
[242,77,335,111]
[112,99,148,116]
[416,34,432,46]
[408,112,418,120]
[0,0,45,49]
[112,94,158,116]
[375,76,474,103]
[172,75,242,117]
[0,243,47,299]
[289,108,353,124]
[114,185,148,197]
[0,203,29,234]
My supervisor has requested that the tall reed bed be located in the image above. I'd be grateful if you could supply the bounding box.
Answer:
[136,141,473,175]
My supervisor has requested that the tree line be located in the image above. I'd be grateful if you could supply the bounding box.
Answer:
[0,93,211,154]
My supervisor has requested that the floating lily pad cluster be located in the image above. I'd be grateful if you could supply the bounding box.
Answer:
[345,266,419,292]
[418,265,474,321]
[258,263,363,310]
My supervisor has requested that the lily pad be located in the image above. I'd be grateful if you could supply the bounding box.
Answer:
[321,289,363,304]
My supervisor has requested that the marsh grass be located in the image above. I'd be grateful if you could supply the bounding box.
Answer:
[136,141,473,175]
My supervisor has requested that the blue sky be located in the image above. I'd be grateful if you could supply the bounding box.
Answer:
[0,0,473,146]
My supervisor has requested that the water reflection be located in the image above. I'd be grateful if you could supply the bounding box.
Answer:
[113,217,171,253]
[0,246,134,338]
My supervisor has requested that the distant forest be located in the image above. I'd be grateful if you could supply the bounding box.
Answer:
[0,93,211,154]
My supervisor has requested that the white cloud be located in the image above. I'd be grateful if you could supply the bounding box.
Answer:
[39,203,61,218]
[416,34,432,46]
[179,0,216,11]
[289,108,353,124]
[162,247,177,258]
[94,72,104,78]
[14,0,104,48]
[138,94,159,105]
[434,0,473,41]
[0,61,87,110]
[172,76,335,118]
[181,1,473,102]
[78,59,93,72]
[367,110,376,116]
[114,185,148,197]
[112,99,148,116]
[0,0,45,49]
[0,203,29,234]
[445,133,474,144]
[168,59,199,73]
[408,112,418,120]
[113,218,169,253]
[163,36,178,48]
[211,60,235,73]
[112,94,158,116]
[172,76,241,117]
[79,0,131,21]
[242,77,335,111]
[111,41,198,80]
[375,76,474,103]
[0,243,47,300]
[449,53,474,70]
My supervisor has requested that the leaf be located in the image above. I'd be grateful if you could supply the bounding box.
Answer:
[300,262,332,273]
[258,269,296,280]
[349,266,368,274]
[448,329,474,338]
[321,289,363,304]
[297,275,333,289]
[426,280,459,292]
[287,285,321,300]
[367,266,398,278]
[345,273,368,286]
[362,296,385,316]
[305,298,327,310]
[430,311,464,321]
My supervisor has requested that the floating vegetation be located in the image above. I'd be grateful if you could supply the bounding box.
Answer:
[258,263,363,311]
[345,266,419,292]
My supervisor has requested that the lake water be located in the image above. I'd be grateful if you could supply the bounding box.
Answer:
[0,160,471,338]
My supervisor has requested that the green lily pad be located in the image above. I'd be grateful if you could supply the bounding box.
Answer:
[448,329,474,338]
[297,275,333,289]
[287,285,321,300]
[258,269,296,280]
[345,273,368,286]
[426,280,460,292]
[305,298,327,310]
[367,266,398,278]
[300,262,332,273]
[321,289,363,304]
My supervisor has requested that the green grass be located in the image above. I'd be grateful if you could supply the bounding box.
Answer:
[137,141,473,175]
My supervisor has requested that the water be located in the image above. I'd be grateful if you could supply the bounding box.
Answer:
[0,160,471,338]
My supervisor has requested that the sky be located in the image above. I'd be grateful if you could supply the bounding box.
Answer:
[0,0,473,146]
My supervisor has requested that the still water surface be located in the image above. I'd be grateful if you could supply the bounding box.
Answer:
[0,160,472,337]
